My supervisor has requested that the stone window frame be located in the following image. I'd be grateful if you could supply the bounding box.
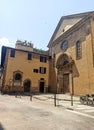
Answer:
[13,70,23,86]
[76,40,82,59]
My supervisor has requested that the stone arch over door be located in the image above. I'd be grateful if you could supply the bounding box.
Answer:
[56,53,73,68]
[56,53,74,94]
[23,79,31,92]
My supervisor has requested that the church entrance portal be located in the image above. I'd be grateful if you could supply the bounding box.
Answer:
[56,53,74,94]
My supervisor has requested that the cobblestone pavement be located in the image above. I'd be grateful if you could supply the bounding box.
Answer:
[0,94,94,130]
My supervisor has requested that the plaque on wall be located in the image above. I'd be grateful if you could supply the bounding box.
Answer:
[14,81,21,86]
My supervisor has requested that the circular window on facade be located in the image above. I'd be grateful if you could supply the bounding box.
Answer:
[61,40,68,51]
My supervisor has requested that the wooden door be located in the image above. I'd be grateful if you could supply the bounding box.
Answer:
[63,74,69,93]
[39,82,44,93]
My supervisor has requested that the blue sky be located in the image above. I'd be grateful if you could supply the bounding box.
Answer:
[0,0,94,51]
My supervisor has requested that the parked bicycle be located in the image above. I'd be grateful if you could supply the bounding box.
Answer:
[80,94,94,106]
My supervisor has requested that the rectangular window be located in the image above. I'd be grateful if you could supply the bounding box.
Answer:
[40,56,47,63]
[40,67,46,74]
[33,69,38,73]
[28,53,32,60]
[10,49,15,57]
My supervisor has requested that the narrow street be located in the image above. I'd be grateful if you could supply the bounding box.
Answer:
[0,94,94,130]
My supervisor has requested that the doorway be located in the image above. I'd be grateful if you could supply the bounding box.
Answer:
[39,82,44,93]
[24,80,31,92]
[63,74,69,93]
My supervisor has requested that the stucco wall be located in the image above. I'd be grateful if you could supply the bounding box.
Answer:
[4,49,49,93]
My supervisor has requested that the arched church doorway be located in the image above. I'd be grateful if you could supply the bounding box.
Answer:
[24,79,31,92]
[56,53,74,94]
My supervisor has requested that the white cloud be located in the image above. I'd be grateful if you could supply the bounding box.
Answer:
[0,37,13,47]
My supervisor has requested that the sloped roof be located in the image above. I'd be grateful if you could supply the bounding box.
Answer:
[48,11,94,47]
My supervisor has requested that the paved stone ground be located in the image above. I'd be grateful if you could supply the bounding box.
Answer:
[0,94,94,130]
[33,94,94,110]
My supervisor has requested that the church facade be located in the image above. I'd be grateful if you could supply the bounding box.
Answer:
[48,11,94,95]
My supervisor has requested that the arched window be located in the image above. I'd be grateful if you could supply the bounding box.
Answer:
[13,71,23,87]
[76,41,81,59]
[14,73,22,81]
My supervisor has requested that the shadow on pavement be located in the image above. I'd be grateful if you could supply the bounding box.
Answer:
[0,123,5,130]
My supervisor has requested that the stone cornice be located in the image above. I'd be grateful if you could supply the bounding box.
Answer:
[48,14,92,48]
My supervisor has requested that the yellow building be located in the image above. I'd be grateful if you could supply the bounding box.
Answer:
[1,40,49,93]
[48,11,94,95]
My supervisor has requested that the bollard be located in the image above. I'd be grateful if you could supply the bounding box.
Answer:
[30,94,32,101]
[54,93,56,107]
